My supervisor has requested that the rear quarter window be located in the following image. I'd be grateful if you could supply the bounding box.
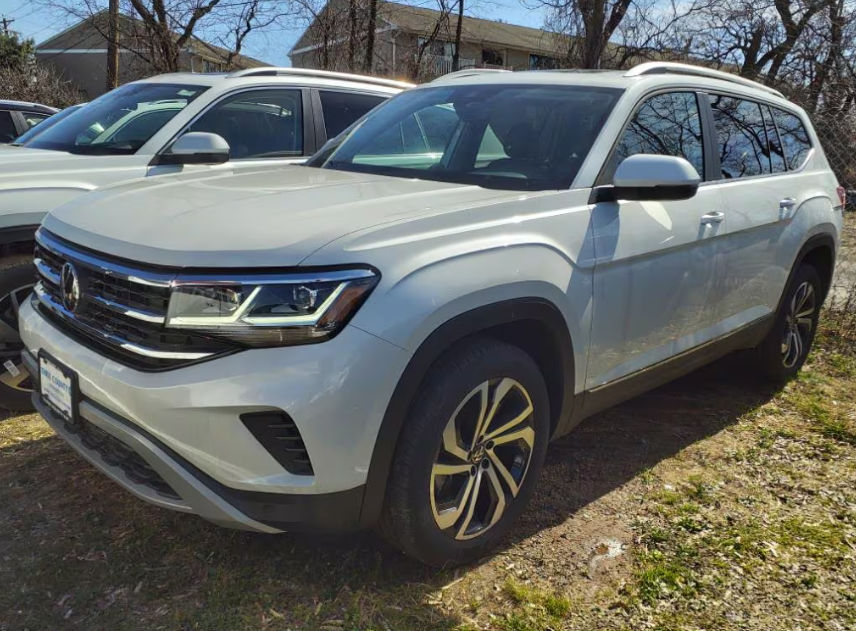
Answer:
[772,108,813,170]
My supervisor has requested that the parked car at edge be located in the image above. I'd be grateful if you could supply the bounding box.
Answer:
[0,69,410,410]
[0,101,59,144]
[9,104,87,146]
[21,63,844,566]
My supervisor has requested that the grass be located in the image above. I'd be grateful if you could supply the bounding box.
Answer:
[2,323,855,630]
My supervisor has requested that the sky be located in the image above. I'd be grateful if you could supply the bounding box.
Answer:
[0,0,547,67]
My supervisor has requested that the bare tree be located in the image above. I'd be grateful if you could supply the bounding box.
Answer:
[0,63,80,107]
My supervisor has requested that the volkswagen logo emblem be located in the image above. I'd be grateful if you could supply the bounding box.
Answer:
[60,263,81,313]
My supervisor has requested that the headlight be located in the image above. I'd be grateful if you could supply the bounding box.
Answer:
[165,269,378,347]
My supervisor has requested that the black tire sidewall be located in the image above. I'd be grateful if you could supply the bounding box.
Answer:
[382,338,550,566]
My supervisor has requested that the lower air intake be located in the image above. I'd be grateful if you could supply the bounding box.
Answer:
[240,411,314,476]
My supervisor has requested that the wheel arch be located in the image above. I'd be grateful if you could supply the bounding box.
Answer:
[0,225,38,257]
[359,297,576,527]
[786,233,836,306]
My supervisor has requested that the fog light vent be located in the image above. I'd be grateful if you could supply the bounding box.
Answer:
[240,411,314,476]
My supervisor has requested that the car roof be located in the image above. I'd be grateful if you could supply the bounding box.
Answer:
[131,68,413,96]
[425,63,799,111]
[0,100,59,114]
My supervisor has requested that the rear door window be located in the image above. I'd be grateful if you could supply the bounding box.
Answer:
[319,91,387,138]
[711,96,771,178]
[772,108,812,170]
[23,112,50,129]
[0,111,17,142]
[761,105,787,174]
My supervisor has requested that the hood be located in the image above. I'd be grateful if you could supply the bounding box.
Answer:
[44,166,527,268]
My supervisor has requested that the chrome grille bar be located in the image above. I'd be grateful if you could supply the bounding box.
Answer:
[34,284,212,361]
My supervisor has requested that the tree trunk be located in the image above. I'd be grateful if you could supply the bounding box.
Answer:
[452,0,464,71]
[347,0,357,72]
[364,0,377,73]
[106,0,120,90]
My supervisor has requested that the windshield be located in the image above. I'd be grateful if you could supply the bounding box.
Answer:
[310,84,621,191]
[26,83,208,155]
[13,104,83,145]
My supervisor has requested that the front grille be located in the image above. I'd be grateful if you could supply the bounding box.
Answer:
[68,415,181,500]
[34,231,236,370]
[241,411,314,476]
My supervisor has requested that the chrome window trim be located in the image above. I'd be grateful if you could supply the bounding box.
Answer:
[34,284,212,361]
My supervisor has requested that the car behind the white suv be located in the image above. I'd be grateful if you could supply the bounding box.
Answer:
[21,63,844,566]
[0,68,409,410]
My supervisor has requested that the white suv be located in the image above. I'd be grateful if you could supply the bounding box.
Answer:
[20,63,844,566]
[0,68,409,409]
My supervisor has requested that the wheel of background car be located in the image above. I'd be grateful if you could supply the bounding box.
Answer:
[379,337,550,567]
[0,255,36,413]
[753,263,822,382]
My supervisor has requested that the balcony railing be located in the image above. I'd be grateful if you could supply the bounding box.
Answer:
[417,54,512,78]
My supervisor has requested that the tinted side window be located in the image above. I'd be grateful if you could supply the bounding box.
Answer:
[319,91,386,138]
[712,96,770,178]
[0,111,16,142]
[23,112,50,129]
[188,89,303,159]
[761,105,786,173]
[613,92,704,178]
[772,108,812,170]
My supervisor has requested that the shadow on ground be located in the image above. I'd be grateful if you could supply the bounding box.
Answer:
[0,354,778,630]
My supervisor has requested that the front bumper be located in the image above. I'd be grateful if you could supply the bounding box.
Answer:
[21,299,411,532]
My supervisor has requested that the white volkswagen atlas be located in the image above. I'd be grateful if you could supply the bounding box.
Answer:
[21,63,844,566]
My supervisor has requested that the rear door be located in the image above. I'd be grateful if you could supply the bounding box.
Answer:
[709,95,810,329]
[587,91,729,389]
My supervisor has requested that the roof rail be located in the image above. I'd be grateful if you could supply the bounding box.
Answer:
[432,68,512,82]
[625,62,785,98]
[226,67,414,90]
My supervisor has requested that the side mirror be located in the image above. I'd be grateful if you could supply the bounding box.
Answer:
[155,132,230,166]
[593,154,701,203]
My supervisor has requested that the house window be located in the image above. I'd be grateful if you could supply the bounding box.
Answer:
[482,48,503,66]
[418,37,454,57]
[201,59,223,73]
[529,54,558,70]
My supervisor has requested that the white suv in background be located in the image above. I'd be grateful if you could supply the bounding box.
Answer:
[21,63,844,566]
[0,69,409,409]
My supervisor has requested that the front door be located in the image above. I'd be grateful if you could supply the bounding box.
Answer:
[586,91,727,390]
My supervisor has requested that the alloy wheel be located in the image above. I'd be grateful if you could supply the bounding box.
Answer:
[782,280,816,369]
[430,377,536,540]
[0,283,35,394]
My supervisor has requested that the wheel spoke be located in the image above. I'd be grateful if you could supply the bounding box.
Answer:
[795,283,814,315]
[0,363,29,389]
[488,449,520,497]
[433,467,476,530]
[442,383,488,462]
[455,470,483,539]
[432,462,472,476]
[474,378,513,441]
[797,317,813,327]
[484,399,534,442]
[481,464,507,531]
[795,308,815,319]
[491,426,535,449]
[793,328,804,360]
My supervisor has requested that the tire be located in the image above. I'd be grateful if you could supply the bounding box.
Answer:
[0,254,36,412]
[753,263,823,383]
[379,337,550,567]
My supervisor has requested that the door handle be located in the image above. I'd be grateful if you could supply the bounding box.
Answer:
[780,197,797,209]
[700,211,725,225]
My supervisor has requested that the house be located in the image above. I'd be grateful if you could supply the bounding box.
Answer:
[289,0,566,80]
[35,13,270,99]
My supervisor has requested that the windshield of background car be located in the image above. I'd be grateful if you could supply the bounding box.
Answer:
[26,83,208,155]
[313,84,621,190]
